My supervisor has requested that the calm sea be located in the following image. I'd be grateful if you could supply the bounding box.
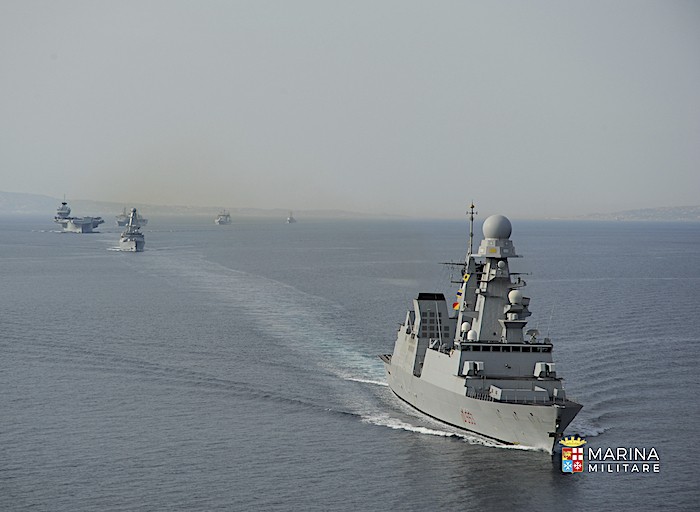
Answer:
[1,215,698,511]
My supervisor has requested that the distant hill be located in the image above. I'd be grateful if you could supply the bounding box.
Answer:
[3,191,697,222]
[575,205,700,222]
[0,191,59,214]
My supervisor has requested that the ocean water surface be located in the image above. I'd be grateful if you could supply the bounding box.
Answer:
[1,215,698,511]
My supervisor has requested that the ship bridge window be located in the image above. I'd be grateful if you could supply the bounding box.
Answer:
[522,347,531,352]
[512,347,521,352]
[503,346,511,352]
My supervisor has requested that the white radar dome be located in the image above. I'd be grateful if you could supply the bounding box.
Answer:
[467,330,478,341]
[483,214,512,239]
[508,290,523,304]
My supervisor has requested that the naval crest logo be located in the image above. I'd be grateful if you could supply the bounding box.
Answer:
[560,436,586,473]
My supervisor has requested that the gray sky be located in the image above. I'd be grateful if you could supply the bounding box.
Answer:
[1,1,698,218]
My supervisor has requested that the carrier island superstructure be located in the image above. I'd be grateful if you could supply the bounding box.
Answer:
[380,207,581,453]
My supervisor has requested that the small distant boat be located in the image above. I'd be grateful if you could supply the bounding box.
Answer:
[286,211,297,224]
[119,208,145,252]
[215,210,231,225]
[116,207,147,227]
[54,201,104,233]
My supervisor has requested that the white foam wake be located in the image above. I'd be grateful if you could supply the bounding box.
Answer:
[140,251,388,386]
[344,376,388,386]
[361,414,541,451]
[361,414,460,437]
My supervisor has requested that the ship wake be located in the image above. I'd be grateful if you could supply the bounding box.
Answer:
[360,413,542,451]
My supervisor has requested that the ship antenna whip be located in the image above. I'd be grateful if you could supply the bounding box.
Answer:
[454,203,476,344]
[466,202,477,262]
[546,303,555,339]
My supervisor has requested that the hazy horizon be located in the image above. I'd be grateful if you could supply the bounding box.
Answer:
[2,1,698,219]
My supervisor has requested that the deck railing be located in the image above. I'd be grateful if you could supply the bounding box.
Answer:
[466,389,571,405]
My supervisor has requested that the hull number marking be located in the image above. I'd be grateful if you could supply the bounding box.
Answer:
[460,408,477,425]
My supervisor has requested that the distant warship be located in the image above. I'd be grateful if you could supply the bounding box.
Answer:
[116,207,147,227]
[54,201,104,233]
[215,210,231,225]
[380,205,581,453]
[119,208,145,252]
[286,211,297,224]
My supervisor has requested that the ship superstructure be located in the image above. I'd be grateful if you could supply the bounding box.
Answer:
[380,206,581,453]
[116,207,148,227]
[119,208,145,252]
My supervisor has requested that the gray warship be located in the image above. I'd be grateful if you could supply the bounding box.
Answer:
[54,201,104,233]
[119,208,145,252]
[116,207,148,227]
[380,206,581,453]
[215,210,231,225]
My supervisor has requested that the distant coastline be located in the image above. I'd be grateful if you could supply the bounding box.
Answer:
[1,190,698,222]
[0,190,396,219]
[569,205,700,222]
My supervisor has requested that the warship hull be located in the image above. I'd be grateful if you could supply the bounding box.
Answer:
[119,237,145,252]
[382,355,580,453]
[56,218,102,233]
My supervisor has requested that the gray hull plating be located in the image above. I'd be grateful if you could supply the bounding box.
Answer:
[119,237,145,252]
[384,357,579,452]
[56,218,102,233]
